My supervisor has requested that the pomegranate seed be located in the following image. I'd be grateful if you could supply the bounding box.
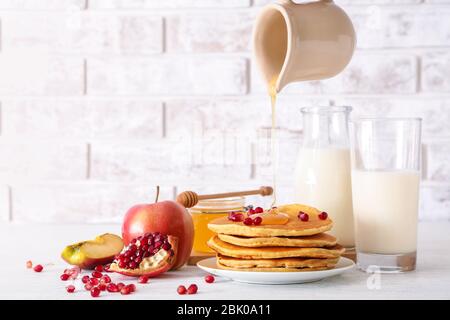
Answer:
[101,275,111,284]
[187,284,198,295]
[67,267,80,279]
[248,208,256,215]
[205,275,215,283]
[253,216,263,225]
[154,241,162,248]
[90,287,101,298]
[91,271,102,278]
[66,285,75,293]
[243,217,253,226]
[118,260,127,268]
[89,278,99,286]
[177,285,187,295]
[60,273,70,281]
[33,264,43,272]
[82,275,90,284]
[128,261,138,269]
[318,211,328,220]
[98,284,107,291]
[117,283,125,290]
[298,212,309,222]
[120,286,131,295]
[104,264,112,272]
[129,244,137,253]
[127,284,136,292]
[254,207,264,213]
[84,283,93,291]
[26,260,33,269]
[138,276,149,284]
[94,265,103,272]
[162,243,171,251]
[107,283,119,293]
[229,213,244,222]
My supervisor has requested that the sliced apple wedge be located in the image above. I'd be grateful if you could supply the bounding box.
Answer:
[61,233,124,270]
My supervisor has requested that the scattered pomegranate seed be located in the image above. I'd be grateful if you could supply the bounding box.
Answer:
[107,283,119,293]
[138,276,149,284]
[81,275,90,284]
[26,260,33,269]
[100,275,111,284]
[91,271,102,278]
[187,284,198,295]
[254,207,264,213]
[318,211,328,220]
[177,285,187,295]
[60,273,70,281]
[247,208,256,215]
[90,287,101,298]
[243,217,253,226]
[67,267,80,279]
[117,283,125,290]
[66,285,75,293]
[253,216,263,225]
[33,264,43,272]
[84,283,93,291]
[98,284,107,291]
[127,284,136,292]
[298,212,309,222]
[89,278,99,286]
[205,275,215,283]
[94,265,103,272]
[120,286,132,295]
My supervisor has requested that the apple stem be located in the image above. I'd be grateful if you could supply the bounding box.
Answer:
[155,186,160,203]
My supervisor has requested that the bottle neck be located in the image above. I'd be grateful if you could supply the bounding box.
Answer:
[301,106,351,149]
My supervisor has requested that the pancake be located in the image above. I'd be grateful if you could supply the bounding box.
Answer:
[208,204,332,237]
[217,262,331,272]
[217,254,339,269]
[207,235,345,259]
[217,233,337,248]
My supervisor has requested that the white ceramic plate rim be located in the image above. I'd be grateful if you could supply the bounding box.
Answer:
[197,257,355,285]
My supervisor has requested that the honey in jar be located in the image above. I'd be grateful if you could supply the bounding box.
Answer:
[190,197,245,253]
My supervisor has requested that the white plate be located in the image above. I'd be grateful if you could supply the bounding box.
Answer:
[197,257,355,285]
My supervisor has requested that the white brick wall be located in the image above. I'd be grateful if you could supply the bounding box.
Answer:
[0,0,449,223]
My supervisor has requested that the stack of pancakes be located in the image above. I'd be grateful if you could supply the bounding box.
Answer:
[207,204,345,272]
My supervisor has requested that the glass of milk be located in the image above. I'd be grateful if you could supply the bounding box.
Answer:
[294,106,354,248]
[350,118,422,273]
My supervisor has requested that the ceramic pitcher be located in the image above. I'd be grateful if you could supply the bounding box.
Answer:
[253,0,356,93]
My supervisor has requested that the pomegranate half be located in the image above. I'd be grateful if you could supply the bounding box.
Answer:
[109,232,177,277]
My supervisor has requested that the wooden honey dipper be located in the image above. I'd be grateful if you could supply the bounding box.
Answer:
[176,186,273,208]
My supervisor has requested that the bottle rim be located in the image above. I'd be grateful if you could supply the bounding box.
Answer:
[300,105,352,114]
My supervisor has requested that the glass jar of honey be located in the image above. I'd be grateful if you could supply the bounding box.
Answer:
[190,197,245,253]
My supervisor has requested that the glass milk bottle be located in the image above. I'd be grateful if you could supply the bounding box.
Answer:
[294,106,354,248]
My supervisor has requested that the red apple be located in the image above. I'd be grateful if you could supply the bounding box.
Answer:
[122,187,194,270]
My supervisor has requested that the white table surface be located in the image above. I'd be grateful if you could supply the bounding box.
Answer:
[1,222,449,300]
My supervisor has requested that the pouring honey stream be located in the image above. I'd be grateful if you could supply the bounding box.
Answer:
[268,75,279,209]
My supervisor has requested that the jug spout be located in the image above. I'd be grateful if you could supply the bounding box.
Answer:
[252,0,356,93]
